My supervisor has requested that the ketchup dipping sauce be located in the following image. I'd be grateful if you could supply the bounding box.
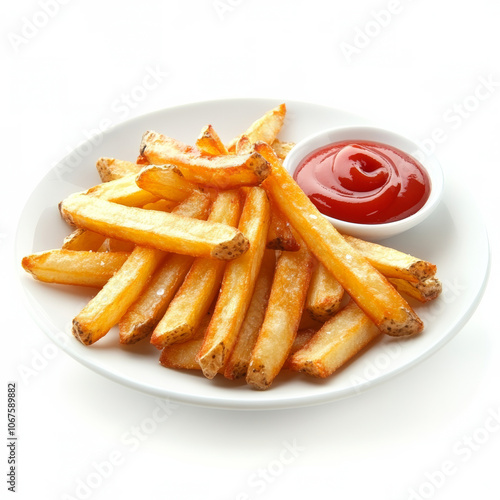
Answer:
[293,140,431,225]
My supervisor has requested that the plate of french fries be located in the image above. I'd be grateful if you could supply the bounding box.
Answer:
[16,99,490,409]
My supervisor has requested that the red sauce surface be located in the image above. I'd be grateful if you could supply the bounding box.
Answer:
[293,140,431,224]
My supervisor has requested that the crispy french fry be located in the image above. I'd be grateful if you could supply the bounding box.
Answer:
[85,174,159,207]
[59,193,249,260]
[271,139,295,160]
[246,241,314,390]
[72,246,167,345]
[151,190,243,349]
[288,300,381,378]
[235,135,253,154]
[98,238,136,252]
[343,234,437,283]
[74,191,212,345]
[141,199,178,212]
[159,314,212,371]
[96,157,142,182]
[135,164,197,202]
[139,130,269,189]
[223,249,276,380]
[62,228,106,251]
[390,277,442,303]
[266,199,300,251]
[196,125,229,155]
[283,328,319,369]
[256,142,423,337]
[119,253,194,344]
[21,249,130,287]
[227,103,287,152]
[119,191,212,344]
[197,186,271,378]
[306,261,344,322]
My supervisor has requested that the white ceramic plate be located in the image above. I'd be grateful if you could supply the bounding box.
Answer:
[15,98,490,410]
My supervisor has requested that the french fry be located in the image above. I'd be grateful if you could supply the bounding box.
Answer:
[256,142,423,337]
[343,234,437,283]
[246,240,314,390]
[197,186,271,379]
[141,199,178,212]
[98,238,136,252]
[72,246,167,345]
[85,174,159,207]
[288,300,381,378]
[390,277,442,303]
[62,228,106,251]
[59,193,249,260]
[266,199,300,251]
[96,157,142,182]
[139,130,269,189]
[271,139,295,160]
[159,314,212,371]
[151,190,243,349]
[119,191,212,344]
[306,261,344,322]
[227,103,287,152]
[135,164,197,202]
[223,249,276,380]
[196,124,229,155]
[21,249,130,288]
[118,253,194,344]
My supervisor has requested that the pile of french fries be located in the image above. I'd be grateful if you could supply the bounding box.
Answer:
[22,103,442,390]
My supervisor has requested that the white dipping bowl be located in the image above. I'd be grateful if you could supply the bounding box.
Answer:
[283,125,444,241]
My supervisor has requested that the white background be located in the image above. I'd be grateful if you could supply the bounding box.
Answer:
[2,0,499,499]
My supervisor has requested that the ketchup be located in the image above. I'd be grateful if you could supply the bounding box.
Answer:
[293,140,431,224]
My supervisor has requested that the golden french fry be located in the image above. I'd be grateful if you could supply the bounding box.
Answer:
[235,135,253,154]
[197,186,271,379]
[141,199,178,212]
[135,164,197,202]
[59,193,249,260]
[151,190,243,349]
[306,261,345,322]
[96,157,142,182]
[343,234,437,283]
[85,174,159,207]
[119,191,212,344]
[159,314,212,371]
[390,277,442,303]
[72,246,167,345]
[271,139,295,160]
[62,228,106,251]
[246,241,314,390]
[98,238,136,252]
[266,199,300,251]
[227,103,287,152]
[139,130,269,189]
[283,328,319,369]
[196,125,229,155]
[223,249,276,380]
[288,300,381,378]
[21,249,130,288]
[119,253,194,344]
[256,142,423,337]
